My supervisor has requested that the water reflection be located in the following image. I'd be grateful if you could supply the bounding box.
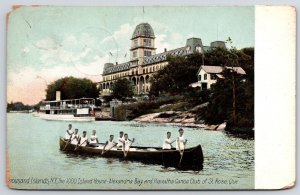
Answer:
[224,131,254,140]
[106,158,115,164]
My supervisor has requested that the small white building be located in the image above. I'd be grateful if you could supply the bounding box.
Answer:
[192,65,246,90]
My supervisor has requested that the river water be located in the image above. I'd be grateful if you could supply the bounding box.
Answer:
[7,113,254,190]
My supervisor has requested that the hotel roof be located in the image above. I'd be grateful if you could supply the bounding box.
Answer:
[198,65,246,75]
[102,46,191,75]
[143,46,188,65]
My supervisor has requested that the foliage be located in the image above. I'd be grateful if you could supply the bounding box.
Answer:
[150,53,203,96]
[149,46,254,129]
[111,78,134,100]
[45,77,99,100]
[198,71,240,124]
[117,95,184,120]
[204,47,251,67]
[197,48,254,128]
[33,101,43,111]
[153,101,191,113]
[7,101,32,112]
[113,45,254,129]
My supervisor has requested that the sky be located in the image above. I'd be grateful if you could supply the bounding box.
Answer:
[7,6,254,105]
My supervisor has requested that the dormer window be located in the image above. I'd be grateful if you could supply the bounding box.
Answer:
[144,39,151,47]
[196,46,202,53]
[186,46,191,53]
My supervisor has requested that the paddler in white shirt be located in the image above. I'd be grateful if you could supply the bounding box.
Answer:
[122,133,135,157]
[162,132,175,149]
[70,128,80,145]
[89,130,99,147]
[176,128,187,151]
[122,134,135,151]
[78,131,88,147]
[65,124,74,140]
[117,131,125,148]
[102,135,117,154]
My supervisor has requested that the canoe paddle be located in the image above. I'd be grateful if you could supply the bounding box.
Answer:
[178,148,185,167]
[123,138,134,158]
[63,136,78,151]
[102,143,117,155]
[75,140,87,151]
[178,139,187,167]
[63,139,71,151]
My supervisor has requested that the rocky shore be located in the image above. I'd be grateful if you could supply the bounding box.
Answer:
[133,110,226,130]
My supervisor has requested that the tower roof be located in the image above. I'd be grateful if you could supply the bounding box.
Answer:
[132,23,155,39]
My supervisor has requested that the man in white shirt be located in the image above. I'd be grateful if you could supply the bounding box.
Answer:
[89,130,99,147]
[78,131,88,147]
[102,135,117,154]
[122,133,135,157]
[65,124,73,140]
[70,128,80,145]
[117,131,125,148]
[176,128,188,151]
[162,132,175,149]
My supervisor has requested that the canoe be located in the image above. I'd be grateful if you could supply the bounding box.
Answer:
[59,137,204,171]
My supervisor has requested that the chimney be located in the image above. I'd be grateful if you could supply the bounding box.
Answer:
[164,48,167,52]
[116,62,118,65]
[56,91,61,101]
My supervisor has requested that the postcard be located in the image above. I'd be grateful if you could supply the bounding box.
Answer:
[6,5,295,190]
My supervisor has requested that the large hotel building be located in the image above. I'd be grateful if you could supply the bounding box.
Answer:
[97,23,226,96]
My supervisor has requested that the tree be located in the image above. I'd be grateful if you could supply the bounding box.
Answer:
[198,48,254,129]
[149,46,254,129]
[204,47,252,67]
[150,53,203,95]
[111,78,134,100]
[45,77,99,100]
[7,101,32,112]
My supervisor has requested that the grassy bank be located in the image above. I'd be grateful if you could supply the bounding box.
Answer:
[113,95,192,121]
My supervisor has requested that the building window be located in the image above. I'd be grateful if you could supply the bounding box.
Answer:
[144,50,152,57]
[211,74,216,80]
[134,39,138,47]
[144,39,151,47]
[204,74,207,80]
[198,75,201,81]
[133,51,137,58]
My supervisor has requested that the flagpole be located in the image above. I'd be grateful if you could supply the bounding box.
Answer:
[143,6,145,22]
[109,51,113,63]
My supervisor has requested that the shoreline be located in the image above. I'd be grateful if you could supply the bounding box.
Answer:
[133,112,226,131]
